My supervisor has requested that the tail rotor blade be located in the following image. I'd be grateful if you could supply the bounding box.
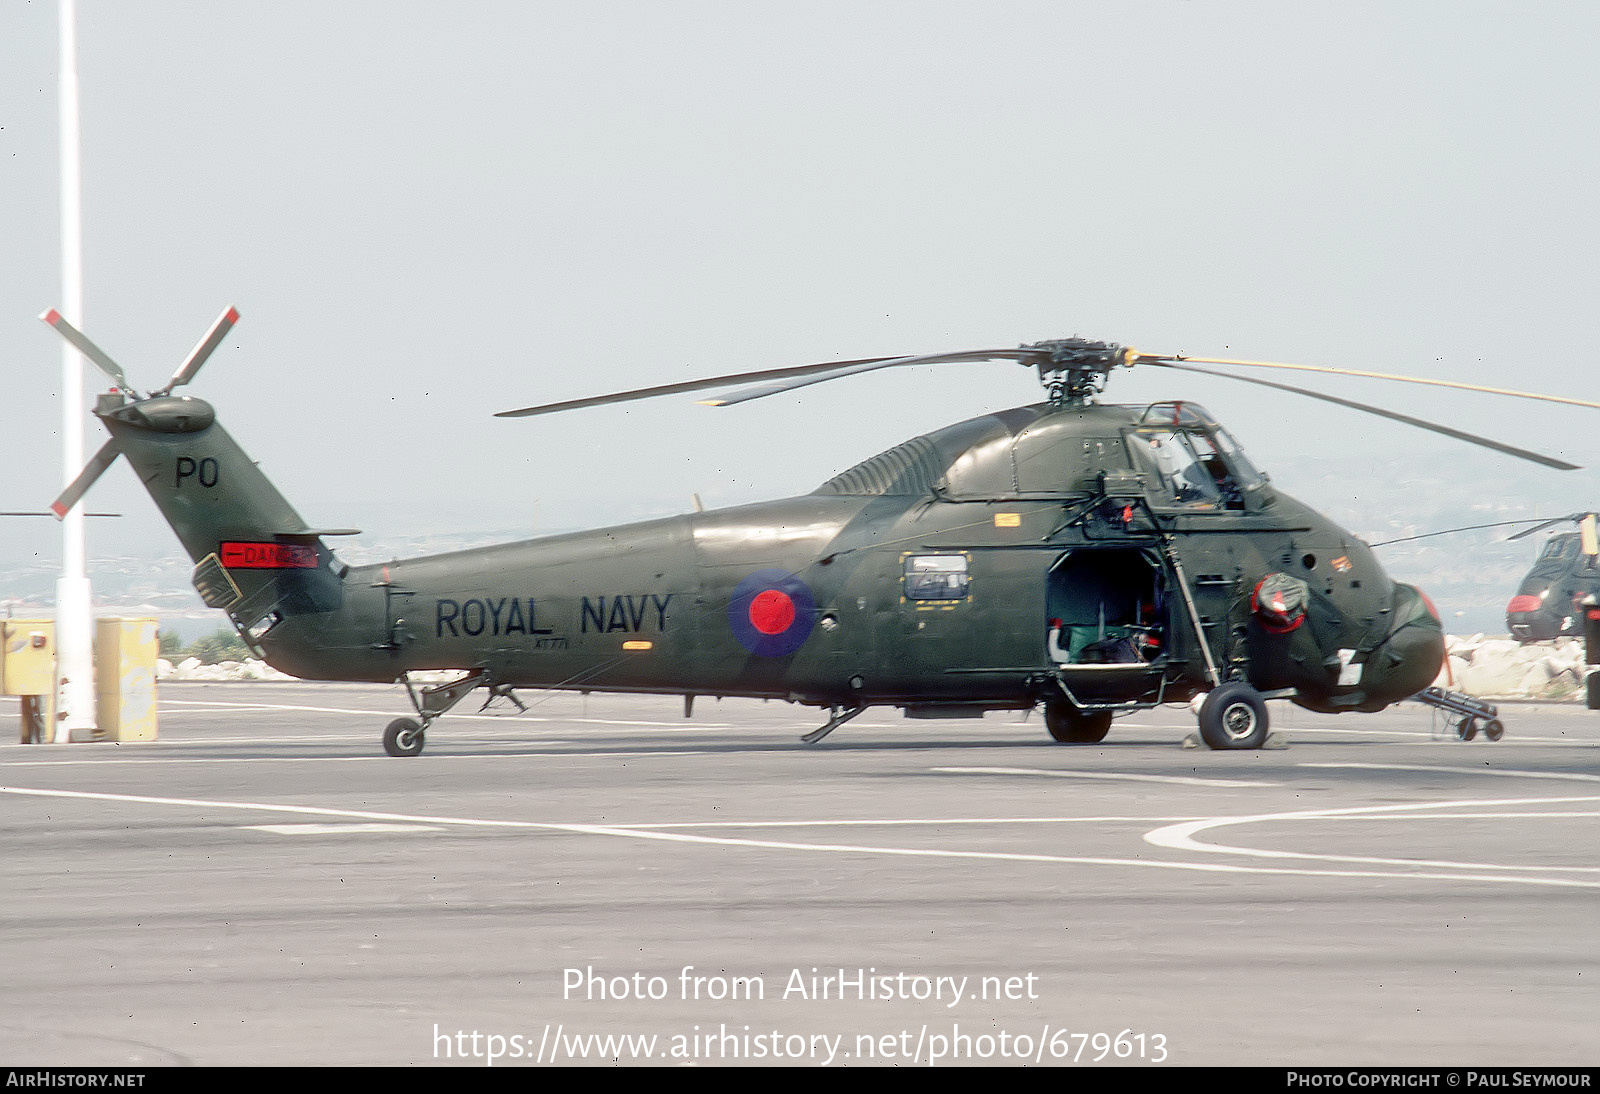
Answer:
[39,308,133,393]
[51,440,122,519]
[159,305,239,394]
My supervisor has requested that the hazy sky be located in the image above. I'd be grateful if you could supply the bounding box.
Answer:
[5,2,1600,590]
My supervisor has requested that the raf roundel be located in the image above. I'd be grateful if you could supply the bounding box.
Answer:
[728,569,817,656]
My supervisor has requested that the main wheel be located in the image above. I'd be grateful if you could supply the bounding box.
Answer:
[1197,683,1269,750]
[1044,704,1112,744]
[1457,718,1479,741]
[1483,718,1505,741]
[383,716,425,757]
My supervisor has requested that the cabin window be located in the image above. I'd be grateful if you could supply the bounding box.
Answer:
[904,554,971,601]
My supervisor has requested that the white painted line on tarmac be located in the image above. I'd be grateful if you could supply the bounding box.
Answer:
[619,815,1205,829]
[933,766,1279,788]
[1143,794,1600,877]
[1270,725,1594,746]
[0,749,709,768]
[242,822,444,835]
[1300,761,1600,783]
[7,784,1598,888]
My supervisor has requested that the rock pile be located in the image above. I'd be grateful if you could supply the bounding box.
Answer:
[1434,635,1586,701]
[157,657,296,682]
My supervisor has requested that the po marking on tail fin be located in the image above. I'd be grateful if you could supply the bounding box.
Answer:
[176,456,220,488]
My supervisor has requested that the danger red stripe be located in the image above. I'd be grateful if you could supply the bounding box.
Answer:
[220,542,318,569]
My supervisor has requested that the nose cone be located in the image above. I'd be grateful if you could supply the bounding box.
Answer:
[1506,593,1562,642]
[1359,583,1446,707]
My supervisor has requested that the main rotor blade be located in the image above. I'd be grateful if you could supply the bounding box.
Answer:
[1504,513,1591,541]
[158,305,240,394]
[1149,354,1600,412]
[702,348,1045,407]
[39,308,132,392]
[50,440,122,519]
[495,355,901,418]
[1369,519,1564,547]
[1148,360,1582,470]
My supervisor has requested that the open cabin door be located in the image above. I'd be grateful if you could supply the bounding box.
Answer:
[1044,547,1170,707]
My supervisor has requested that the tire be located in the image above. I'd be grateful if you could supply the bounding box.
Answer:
[1457,718,1478,741]
[1044,704,1112,744]
[1483,718,1505,742]
[1197,683,1269,750]
[383,716,425,757]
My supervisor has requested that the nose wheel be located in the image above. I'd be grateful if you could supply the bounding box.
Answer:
[1196,682,1269,750]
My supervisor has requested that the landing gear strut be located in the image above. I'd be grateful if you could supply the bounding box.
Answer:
[383,670,487,757]
[801,704,865,744]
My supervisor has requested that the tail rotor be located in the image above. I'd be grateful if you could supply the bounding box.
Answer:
[39,306,241,517]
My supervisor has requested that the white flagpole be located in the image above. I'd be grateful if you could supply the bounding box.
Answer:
[54,0,97,743]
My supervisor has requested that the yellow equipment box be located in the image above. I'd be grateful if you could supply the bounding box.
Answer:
[92,617,159,743]
[2,619,57,743]
[2,619,56,694]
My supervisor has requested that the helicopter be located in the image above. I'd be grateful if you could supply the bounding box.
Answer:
[38,308,1600,755]
[1505,512,1600,642]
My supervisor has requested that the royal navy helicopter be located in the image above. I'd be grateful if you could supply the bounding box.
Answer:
[39,309,1599,755]
[1505,512,1600,641]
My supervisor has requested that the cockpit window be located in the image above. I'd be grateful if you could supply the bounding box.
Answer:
[1130,429,1224,508]
[1130,402,1263,510]
[1542,535,1577,561]
[1208,426,1265,488]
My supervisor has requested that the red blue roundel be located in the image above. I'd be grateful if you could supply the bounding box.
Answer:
[728,569,816,656]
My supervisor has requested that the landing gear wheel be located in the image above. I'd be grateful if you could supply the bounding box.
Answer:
[1197,683,1269,750]
[383,717,425,757]
[1483,718,1505,742]
[1457,718,1479,741]
[1044,704,1112,744]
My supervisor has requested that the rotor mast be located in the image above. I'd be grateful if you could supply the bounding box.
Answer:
[1021,337,1138,406]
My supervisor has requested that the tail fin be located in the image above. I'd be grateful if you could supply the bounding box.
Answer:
[97,391,354,632]
[41,307,356,639]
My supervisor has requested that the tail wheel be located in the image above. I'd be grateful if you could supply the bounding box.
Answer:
[1044,704,1112,744]
[383,717,425,758]
[1197,683,1269,750]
